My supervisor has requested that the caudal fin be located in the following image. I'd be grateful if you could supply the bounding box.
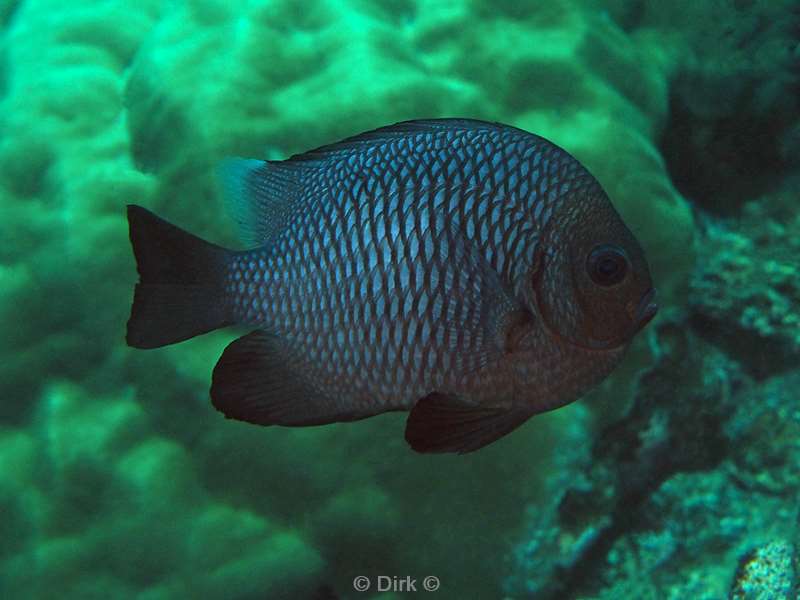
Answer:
[126,204,233,349]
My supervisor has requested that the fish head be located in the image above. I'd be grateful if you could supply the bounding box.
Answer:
[532,188,657,352]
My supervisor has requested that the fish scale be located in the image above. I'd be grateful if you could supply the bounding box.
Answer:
[126,118,656,453]
[225,125,588,408]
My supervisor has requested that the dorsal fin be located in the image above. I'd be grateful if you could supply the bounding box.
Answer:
[217,158,310,248]
[217,120,515,248]
[284,118,508,163]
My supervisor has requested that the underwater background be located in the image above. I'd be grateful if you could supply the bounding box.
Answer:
[0,0,798,598]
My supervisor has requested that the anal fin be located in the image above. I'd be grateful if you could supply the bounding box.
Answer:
[211,330,365,427]
[404,393,532,454]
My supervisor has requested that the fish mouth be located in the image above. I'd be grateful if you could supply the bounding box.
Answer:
[581,288,658,350]
[632,287,658,333]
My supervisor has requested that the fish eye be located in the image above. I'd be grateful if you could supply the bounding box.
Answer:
[587,244,629,287]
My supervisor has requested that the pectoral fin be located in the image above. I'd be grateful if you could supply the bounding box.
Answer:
[404,392,532,454]
[431,210,534,375]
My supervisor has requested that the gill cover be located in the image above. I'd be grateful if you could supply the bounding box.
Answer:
[533,190,655,351]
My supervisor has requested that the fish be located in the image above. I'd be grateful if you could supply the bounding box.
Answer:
[126,119,657,454]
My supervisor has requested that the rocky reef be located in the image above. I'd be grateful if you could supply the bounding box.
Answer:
[690,197,800,378]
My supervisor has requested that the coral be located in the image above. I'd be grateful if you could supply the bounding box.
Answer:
[730,540,797,600]
[690,198,800,378]
[0,383,325,599]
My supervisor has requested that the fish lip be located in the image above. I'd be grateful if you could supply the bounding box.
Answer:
[633,287,658,331]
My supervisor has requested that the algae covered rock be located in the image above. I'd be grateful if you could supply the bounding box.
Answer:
[730,540,797,600]
[690,200,800,378]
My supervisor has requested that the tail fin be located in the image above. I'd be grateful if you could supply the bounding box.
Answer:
[126,204,233,349]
